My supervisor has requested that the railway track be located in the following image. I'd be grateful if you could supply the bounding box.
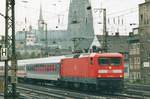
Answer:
[18,83,107,99]
[123,84,150,99]
[17,83,150,99]
[125,84,150,91]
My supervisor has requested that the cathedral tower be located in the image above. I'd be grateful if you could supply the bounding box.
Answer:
[67,0,94,51]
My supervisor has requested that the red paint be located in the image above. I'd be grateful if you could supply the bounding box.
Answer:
[61,53,124,79]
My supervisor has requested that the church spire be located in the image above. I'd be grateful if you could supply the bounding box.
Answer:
[38,3,44,30]
[39,3,43,21]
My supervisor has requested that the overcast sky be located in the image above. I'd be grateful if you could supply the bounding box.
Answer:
[0,0,144,36]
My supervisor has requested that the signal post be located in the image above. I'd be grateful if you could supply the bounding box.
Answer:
[4,0,18,99]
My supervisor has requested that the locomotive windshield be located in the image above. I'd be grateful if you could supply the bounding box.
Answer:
[98,57,121,66]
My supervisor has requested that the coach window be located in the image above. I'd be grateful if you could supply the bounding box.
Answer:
[35,64,37,72]
[28,65,31,71]
[38,64,40,72]
[27,65,29,71]
[30,65,32,71]
[45,64,48,72]
[31,65,33,71]
[44,64,47,72]
[37,64,40,72]
[31,64,34,72]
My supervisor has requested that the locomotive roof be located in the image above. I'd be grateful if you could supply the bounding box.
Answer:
[96,53,123,57]
[66,53,123,58]
[85,53,123,58]
[0,56,65,66]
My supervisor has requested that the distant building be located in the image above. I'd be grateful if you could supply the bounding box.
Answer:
[97,33,129,53]
[26,33,36,46]
[145,0,150,2]
[128,28,141,82]
[139,1,150,84]
[16,0,94,56]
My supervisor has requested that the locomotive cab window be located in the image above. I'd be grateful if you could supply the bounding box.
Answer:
[98,57,121,66]
[110,58,121,66]
[98,58,109,65]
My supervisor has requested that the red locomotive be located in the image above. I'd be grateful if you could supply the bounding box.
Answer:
[61,53,124,91]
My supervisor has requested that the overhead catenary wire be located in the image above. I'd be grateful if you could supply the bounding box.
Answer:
[107,7,138,16]
[93,7,138,25]
[16,1,69,15]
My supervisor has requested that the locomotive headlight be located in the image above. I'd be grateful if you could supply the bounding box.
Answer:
[120,75,123,77]
[113,70,122,73]
[98,70,108,73]
[109,66,112,69]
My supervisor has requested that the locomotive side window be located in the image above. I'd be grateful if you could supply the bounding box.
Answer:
[98,57,121,66]
[90,57,93,64]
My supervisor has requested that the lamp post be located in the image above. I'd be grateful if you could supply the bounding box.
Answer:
[21,0,28,53]
[45,23,48,56]
[94,8,107,52]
